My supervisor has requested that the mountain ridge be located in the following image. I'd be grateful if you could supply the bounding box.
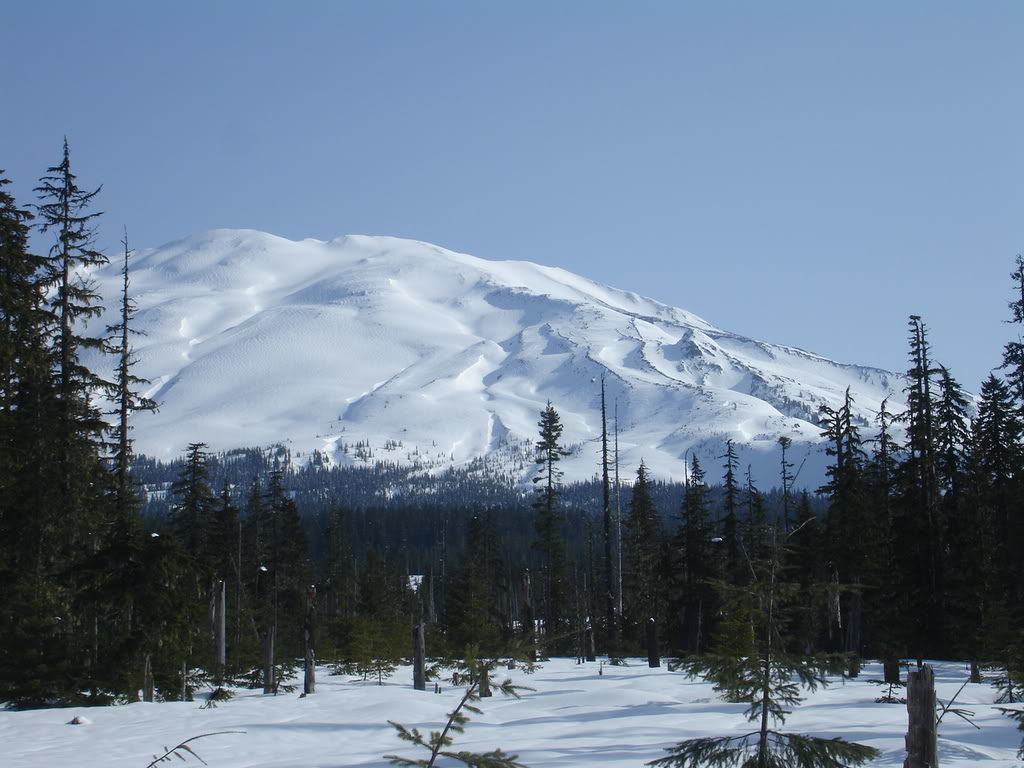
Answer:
[84,229,906,488]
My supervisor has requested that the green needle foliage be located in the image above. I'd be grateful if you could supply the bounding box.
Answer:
[651,526,879,768]
[386,675,532,768]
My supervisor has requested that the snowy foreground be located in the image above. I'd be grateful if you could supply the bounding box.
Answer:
[3,659,1021,767]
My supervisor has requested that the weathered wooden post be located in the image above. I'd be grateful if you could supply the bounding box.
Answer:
[413,622,426,691]
[584,624,596,662]
[905,664,937,768]
[646,618,660,668]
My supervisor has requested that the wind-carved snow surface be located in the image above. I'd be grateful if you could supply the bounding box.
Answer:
[86,229,905,487]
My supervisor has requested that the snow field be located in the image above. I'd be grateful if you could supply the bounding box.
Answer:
[3,659,1020,767]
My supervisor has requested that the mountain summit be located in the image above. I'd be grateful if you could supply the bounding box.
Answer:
[89,230,904,487]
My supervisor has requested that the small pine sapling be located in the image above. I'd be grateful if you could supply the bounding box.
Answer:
[385,676,533,768]
[650,526,879,768]
[869,678,906,704]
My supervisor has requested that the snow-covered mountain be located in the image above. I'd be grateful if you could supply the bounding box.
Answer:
[86,229,905,488]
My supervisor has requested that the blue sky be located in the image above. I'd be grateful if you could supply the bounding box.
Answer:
[4,1,1021,391]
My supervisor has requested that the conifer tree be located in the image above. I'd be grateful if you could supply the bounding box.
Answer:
[446,512,504,653]
[34,139,113,475]
[0,172,74,707]
[1,146,120,704]
[0,170,42,423]
[971,375,1023,611]
[787,490,829,655]
[651,526,880,768]
[107,231,157,520]
[672,455,716,654]
[0,170,44,570]
[934,367,971,494]
[742,466,769,566]
[1001,254,1024,404]
[863,398,903,679]
[896,315,946,658]
[817,388,867,654]
[320,504,354,623]
[624,461,664,647]
[718,440,741,578]
[170,443,216,560]
[933,366,976,665]
[531,402,569,653]
[263,470,310,662]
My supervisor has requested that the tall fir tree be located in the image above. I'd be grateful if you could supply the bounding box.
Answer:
[718,440,741,579]
[446,511,505,653]
[671,455,716,655]
[817,388,868,655]
[623,461,664,648]
[34,139,113,482]
[169,442,216,561]
[106,230,157,521]
[531,402,570,654]
[895,315,946,658]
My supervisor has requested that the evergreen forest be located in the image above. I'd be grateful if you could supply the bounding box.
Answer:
[3,144,1024,757]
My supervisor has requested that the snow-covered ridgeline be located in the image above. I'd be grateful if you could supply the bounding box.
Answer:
[83,229,906,488]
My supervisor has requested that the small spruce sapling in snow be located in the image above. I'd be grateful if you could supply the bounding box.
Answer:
[649,525,880,768]
[386,675,533,768]
[868,676,906,704]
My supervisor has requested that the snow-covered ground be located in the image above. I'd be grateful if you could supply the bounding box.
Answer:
[83,229,907,489]
[3,659,1019,767]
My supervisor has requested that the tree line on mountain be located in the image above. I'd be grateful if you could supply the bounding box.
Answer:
[2,143,1024,760]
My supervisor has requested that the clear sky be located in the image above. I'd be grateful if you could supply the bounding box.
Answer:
[4,1,1021,392]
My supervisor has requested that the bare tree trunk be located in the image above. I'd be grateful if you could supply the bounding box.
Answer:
[646,618,660,668]
[478,662,491,698]
[304,587,316,695]
[884,654,902,684]
[143,653,154,703]
[180,661,188,702]
[262,626,276,694]
[214,580,226,686]
[522,570,537,662]
[413,622,426,691]
[585,624,596,662]
[969,660,981,684]
[904,665,937,768]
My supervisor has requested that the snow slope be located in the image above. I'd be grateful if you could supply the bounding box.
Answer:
[85,230,905,487]
[2,659,1020,767]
